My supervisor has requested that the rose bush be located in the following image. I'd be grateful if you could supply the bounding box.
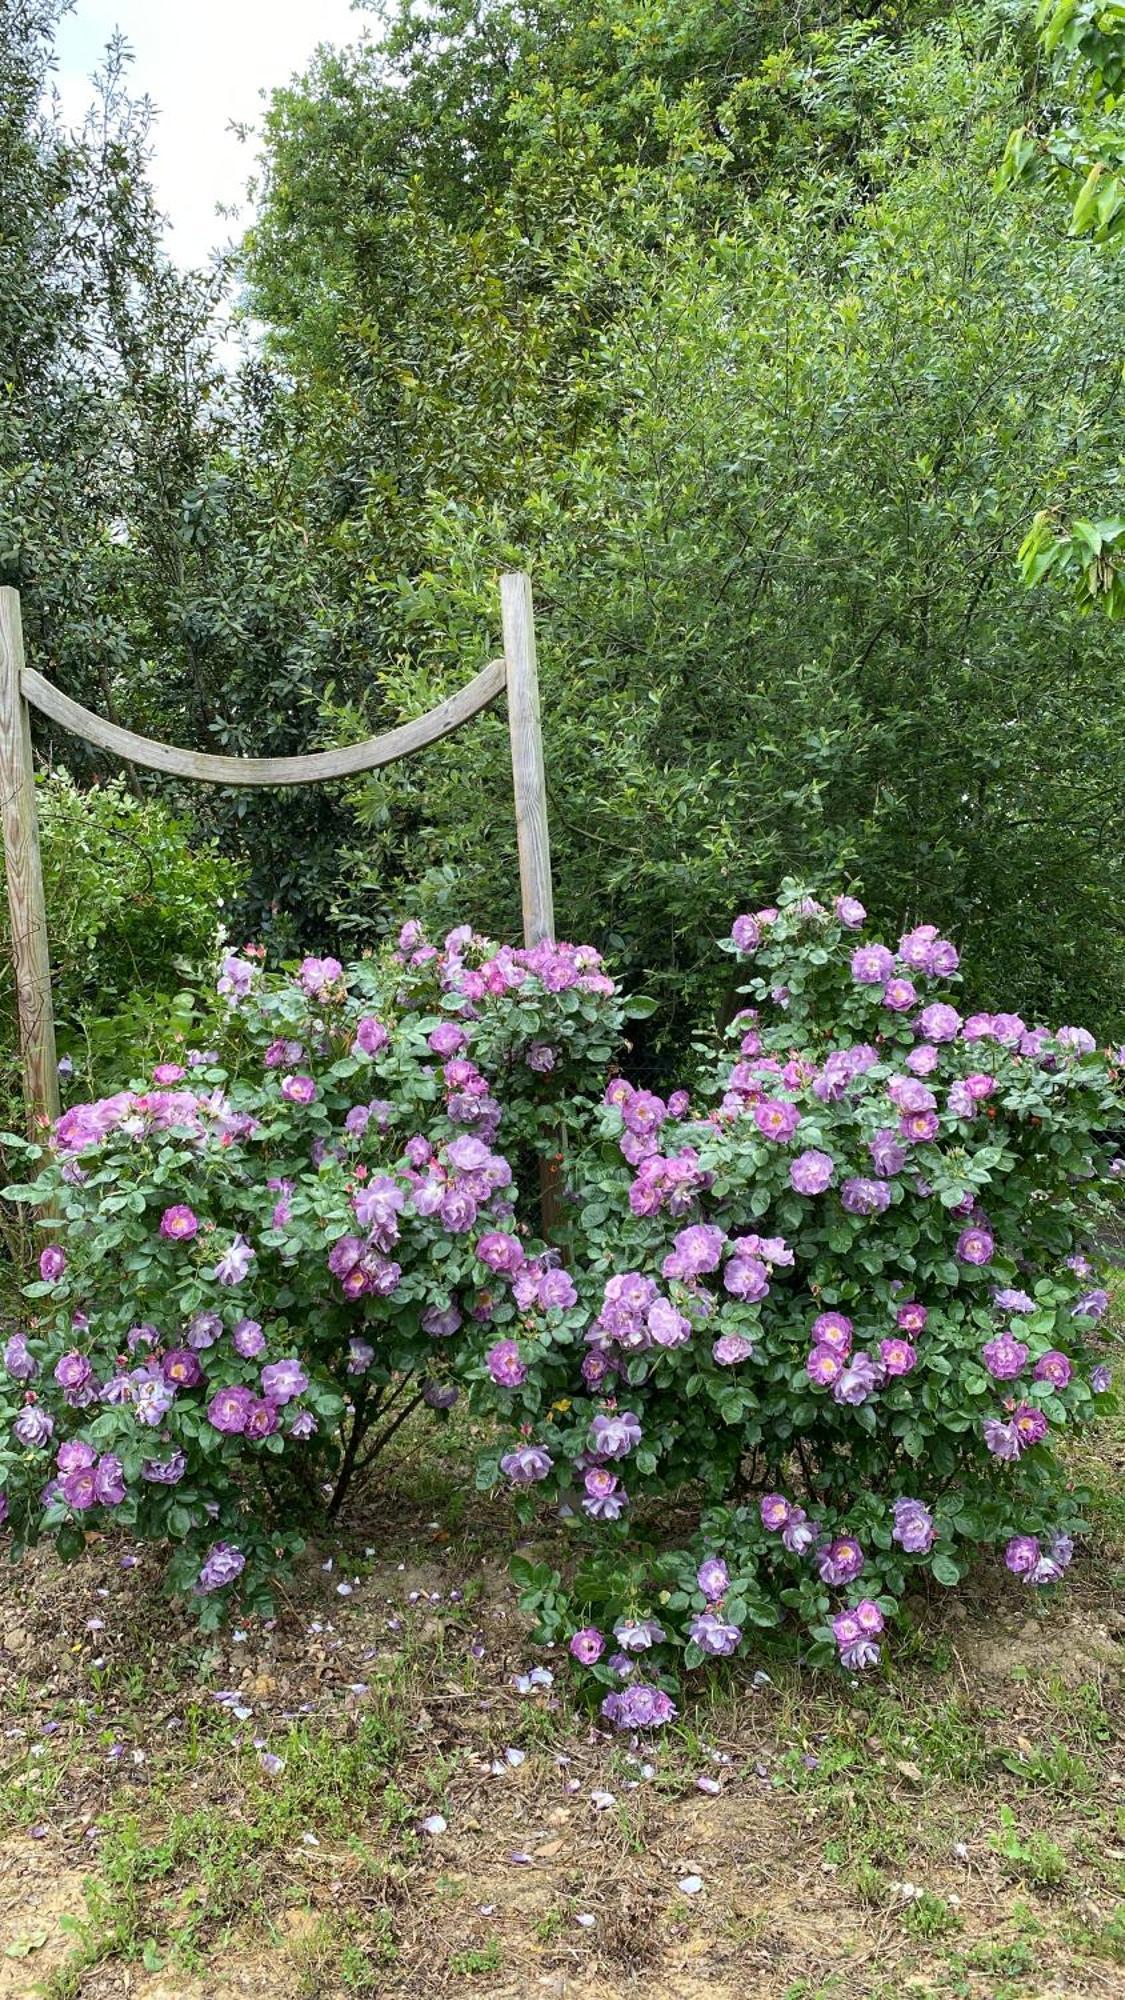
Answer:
[475,886,1122,1725]
[0,887,1120,1697]
[0,924,627,1627]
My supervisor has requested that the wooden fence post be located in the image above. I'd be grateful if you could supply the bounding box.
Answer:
[0,589,59,1134]
[500,571,555,948]
[500,571,563,1239]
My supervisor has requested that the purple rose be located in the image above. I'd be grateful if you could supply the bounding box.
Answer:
[486,1340,527,1388]
[697,1556,730,1600]
[613,1616,666,1651]
[879,1337,916,1377]
[244,1396,281,1439]
[982,1416,1020,1460]
[476,1231,525,1275]
[212,1235,255,1286]
[689,1609,742,1657]
[790,1149,835,1195]
[760,1493,791,1532]
[142,1449,187,1484]
[982,1334,1028,1380]
[353,1016,390,1058]
[722,1257,769,1303]
[730,914,761,954]
[917,1003,961,1043]
[207,1384,254,1434]
[892,1498,935,1553]
[160,1205,199,1241]
[538,1267,578,1311]
[1072,1289,1108,1321]
[712,1332,754,1366]
[198,1542,246,1593]
[1091,1364,1112,1394]
[261,1358,308,1404]
[569,1627,605,1665]
[882,977,917,1012]
[648,1297,692,1347]
[600,1683,677,1731]
[851,944,895,985]
[812,1312,853,1356]
[62,1464,97,1510]
[896,1301,927,1334]
[232,1318,266,1358]
[54,1352,93,1393]
[280,1074,317,1105]
[818,1536,864,1586]
[14,1405,53,1448]
[782,1506,817,1555]
[186,1311,223,1351]
[753,1098,801,1142]
[3,1334,36,1381]
[94,1454,126,1506]
[840,1177,891,1217]
[39,1246,66,1282]
[835,894,866,928]
[499,1444,553,1485]
[1005,1535,1040,1576]
[869,1129,907,1177]
[1013,1403,1048,1447]
[807,1344,844,1388]
[589,1410,643,1458]
[57,1439,96,1474]
[956,1226,994,1266]
[162,1348,203,1387]
[833,1351,882,1404]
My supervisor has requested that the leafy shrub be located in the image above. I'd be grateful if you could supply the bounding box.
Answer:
[0,926,627,1624]
[0,773,240,1110]
[0,889,1120,1698]
[476,887,1122,1723]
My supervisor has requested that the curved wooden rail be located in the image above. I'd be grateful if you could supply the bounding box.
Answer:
[20,657,507,787]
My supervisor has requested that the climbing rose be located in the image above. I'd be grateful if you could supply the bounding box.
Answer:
[38,1246,65,1282]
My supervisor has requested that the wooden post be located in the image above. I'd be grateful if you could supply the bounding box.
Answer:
[0,589,59,1133]
[500,571,562,1240]
[500,571,555,947]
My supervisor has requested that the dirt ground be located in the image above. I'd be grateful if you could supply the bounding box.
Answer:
[1,1415,1123,2000]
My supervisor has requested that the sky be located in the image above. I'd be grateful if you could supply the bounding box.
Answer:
[52,0,371,267]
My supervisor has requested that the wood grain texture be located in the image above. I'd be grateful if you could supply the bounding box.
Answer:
[20,658,508,787]
[500,570,555,948]
[0,590,60,1131]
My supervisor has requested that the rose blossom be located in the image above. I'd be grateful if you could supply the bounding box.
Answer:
[790,1149,835,1195]
[160,1205,198,1241]
[981,1334,1026,1381]
[892,1498,935,1552]
[569,1627,605,1665]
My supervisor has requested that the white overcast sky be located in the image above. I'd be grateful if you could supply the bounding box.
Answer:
[53,0,372,267]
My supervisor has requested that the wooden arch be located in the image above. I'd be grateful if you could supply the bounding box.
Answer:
[0,572,554,1132]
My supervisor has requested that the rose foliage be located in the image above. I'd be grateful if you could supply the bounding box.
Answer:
[1,892,1121,1713]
